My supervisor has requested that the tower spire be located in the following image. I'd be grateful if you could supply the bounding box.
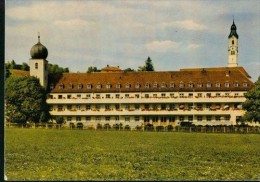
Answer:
[228,19,238,67]
[38,32,40,43]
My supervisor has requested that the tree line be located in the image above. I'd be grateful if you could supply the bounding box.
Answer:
[87,57,155,73]
[5,60,70,79]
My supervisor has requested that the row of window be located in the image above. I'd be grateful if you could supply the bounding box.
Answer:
[49,92,244,100]
[67,115,230,122]
[51,81,249,90]
[53,103,241,111]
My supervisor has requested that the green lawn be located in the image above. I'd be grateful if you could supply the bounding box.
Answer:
[4,128,260,181]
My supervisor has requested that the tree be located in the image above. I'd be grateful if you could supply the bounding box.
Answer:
[138,57,155,71]
[5,60,18,69]
[21,62,30,71]
[48,64,69,75]
[124,68,135,72]
[87,66,100,73]
[242,76,260,122]
[5,76,50,123]
[53,116,65,124]
[5,68,11,79]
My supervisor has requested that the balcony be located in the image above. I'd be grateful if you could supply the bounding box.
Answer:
[47,95,246,104]
[49,107,244,116]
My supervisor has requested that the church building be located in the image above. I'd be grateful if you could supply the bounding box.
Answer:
[28,21,254,129]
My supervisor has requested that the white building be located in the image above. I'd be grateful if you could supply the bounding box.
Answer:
[27,21,254,129]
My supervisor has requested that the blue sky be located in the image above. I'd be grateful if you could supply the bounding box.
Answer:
[5,0,260,81]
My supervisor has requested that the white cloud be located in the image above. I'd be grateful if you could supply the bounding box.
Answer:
[145,40,180,52]
[162,20,208,31]
[187,43,202,49]
[53,19,94,28]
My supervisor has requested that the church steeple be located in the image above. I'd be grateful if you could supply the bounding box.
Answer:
[228,19,239,67]
[228,19,239,39]
[29,33,49,89]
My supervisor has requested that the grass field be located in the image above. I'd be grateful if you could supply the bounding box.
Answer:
[4,128,260,181]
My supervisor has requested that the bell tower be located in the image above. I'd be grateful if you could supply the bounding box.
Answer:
[228,19,239,67]
[29,33,49,89]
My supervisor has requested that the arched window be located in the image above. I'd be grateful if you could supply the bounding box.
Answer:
[35,63,38,69]
[232,40,234,45]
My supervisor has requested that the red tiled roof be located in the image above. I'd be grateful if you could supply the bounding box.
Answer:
[11,69,30,77]
[49,67,254,93]
[180,67,251,78]
[101,65,122,72]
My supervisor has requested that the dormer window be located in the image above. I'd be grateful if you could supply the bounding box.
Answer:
[69,83,74,89]
[145,83,150,88]
[170,83,175,88]
[243,82,248,87]
[225,82,230,88]
[135,83,141,89]
[35,63,38,69]
[97,84,102,89]
[153,83,158,88]
[188,82,194,88]
[59,84,64,89]
[197,83,202,88]
[206,82,211,88]
[126,83,131,89]
[179,82,184,88]
[106,84,112,89]
[87,84,92,89]
[161,82,166,88]
[215,82,221,87]
[78,83,83,89]
[234,82,239,87]
[116,84,121,89]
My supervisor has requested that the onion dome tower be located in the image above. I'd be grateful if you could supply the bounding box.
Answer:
[228,19,239,67]
[29,33,49,89]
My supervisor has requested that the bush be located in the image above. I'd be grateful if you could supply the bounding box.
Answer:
[135,125,143,131]
[180,121,195,127]
[96,123,102,130]
[156,126,164,131]
[166,125,174,131]
[69,123,75,129]
[145,124,154,131]
[113,124,120,130]
[77,123,83,129]
[103,123,111,130]
[124,125,131,130]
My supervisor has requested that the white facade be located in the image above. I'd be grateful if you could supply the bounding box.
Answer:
[30,59,48,89]
[47,90,247,128]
